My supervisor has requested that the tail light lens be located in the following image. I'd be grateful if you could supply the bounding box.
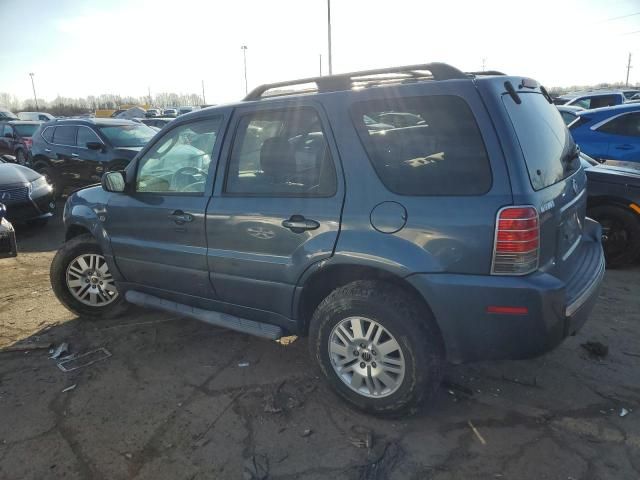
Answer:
[23,138,33,150]
[491,206,539,275]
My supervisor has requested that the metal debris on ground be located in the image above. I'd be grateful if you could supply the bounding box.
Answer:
[49,343,70,359]
[243,454,269,480]
[1,341,52,353]
[442,379,474,396]
[467,420,487,445]
[238,362,250,367]
[622,351,640,358]
[581,341,608,358]
[349,425,374,449]
[620,408,630,417]
[301,428,313,437]
[57,347,112,372]
[61,384,77,393]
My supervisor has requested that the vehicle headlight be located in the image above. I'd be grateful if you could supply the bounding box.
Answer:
[30,175,51,193]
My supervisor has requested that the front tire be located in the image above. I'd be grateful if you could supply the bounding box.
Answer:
[50,234,129,319]
[589,205,640,268]
[309,280,444,415]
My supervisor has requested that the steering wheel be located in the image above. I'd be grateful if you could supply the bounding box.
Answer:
[171,166,207,191]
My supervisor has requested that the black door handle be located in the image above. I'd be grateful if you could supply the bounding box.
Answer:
[168,210,194,224]
[282,215,320,233]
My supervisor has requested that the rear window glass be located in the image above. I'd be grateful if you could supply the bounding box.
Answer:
[503,92,578,191]
[42,126,54,142]
[13,124,38,137]
[351,95,492,196]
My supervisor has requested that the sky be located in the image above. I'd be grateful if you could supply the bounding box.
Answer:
[0,0,639,105]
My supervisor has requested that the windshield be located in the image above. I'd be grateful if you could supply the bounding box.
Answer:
[503,92,579,190]
[98,124,156,147]
[13,124,38,137]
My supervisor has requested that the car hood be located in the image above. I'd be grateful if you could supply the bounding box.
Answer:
[0,164,40,186]
[586,163,640,185]
[113,146,144,159]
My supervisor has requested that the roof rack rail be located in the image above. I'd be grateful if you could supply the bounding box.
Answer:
[467,70,506,76]
[244,62,467,101]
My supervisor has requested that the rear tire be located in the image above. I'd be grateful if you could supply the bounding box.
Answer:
[309,280,444,415]
[50,234,129,319]
[589,205,640,268]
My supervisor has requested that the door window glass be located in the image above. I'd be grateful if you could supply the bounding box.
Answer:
[77,126,102,147]
[136,118,221,194]
[53,126,77,145]
[225,107,336,196]
[598,113,640,137]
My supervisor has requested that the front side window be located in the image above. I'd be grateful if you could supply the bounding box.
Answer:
[53,126,77,145]
[352,95,492,195]
[2,124,13,137]
[77,127,102,147]
[136,118,221,194]
[98,124,156,148]
[225,107,337,196]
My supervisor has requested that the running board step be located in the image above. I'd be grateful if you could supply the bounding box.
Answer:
[125,291,283,340]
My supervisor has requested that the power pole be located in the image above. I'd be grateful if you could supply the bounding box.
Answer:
[626,53,632,87]
[482,57,486,72]
[29,73,39,110]
[148,86,152,106]
[202,80,206,105]
[319,54,323,76]
[327,0,333,75]
[241,45,248,95]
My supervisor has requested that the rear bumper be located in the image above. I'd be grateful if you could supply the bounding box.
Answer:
[407,219,605,364]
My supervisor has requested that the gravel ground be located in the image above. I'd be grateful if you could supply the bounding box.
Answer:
[0,206,639,479]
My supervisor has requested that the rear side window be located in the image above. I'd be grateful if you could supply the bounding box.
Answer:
[597,113,640,137]
[503,92,578,190]
[52,126,77,145]
[351,95,491,196]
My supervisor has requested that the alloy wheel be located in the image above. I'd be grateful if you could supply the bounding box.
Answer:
[328,316,405,398]
[65,254,118,307]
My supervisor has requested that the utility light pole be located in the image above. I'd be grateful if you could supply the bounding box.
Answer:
[319,54,323,76]
[327,0,333,75]
[202,80,206,104]
[626,53,632,87]
[482,57,486,72]
[29,73,39,110]
[241,45,248,95]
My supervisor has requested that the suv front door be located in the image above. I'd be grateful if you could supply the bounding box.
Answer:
[106,116,225,300]
[206,103,344,319]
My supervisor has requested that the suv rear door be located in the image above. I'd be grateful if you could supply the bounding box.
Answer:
[206,102,344,318]
[51,125,80,188]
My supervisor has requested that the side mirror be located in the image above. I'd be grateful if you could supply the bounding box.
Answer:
[101,171,126,193]
[86,141,105,151]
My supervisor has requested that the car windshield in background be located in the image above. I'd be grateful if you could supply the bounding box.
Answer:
[98,124,156,147]
[503,92,579,191]
[13,124,38,137]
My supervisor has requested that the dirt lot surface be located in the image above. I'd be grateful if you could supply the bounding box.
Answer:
[1,206,639,480]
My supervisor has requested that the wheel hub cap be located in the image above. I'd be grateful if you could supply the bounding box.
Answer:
[328,316,405,398]
[66,254,118,307]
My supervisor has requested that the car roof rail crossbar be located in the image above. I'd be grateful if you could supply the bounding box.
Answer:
[244,62,467,101]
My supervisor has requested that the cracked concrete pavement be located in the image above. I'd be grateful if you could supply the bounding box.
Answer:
[1,207,639,479]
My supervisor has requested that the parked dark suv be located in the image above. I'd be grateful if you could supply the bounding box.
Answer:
[0,120,40,165]
[30,118,156,195]
[51,63,605,414]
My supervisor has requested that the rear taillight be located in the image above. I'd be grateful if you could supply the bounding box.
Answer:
[23,138,33,150]
[491,206,539,275]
